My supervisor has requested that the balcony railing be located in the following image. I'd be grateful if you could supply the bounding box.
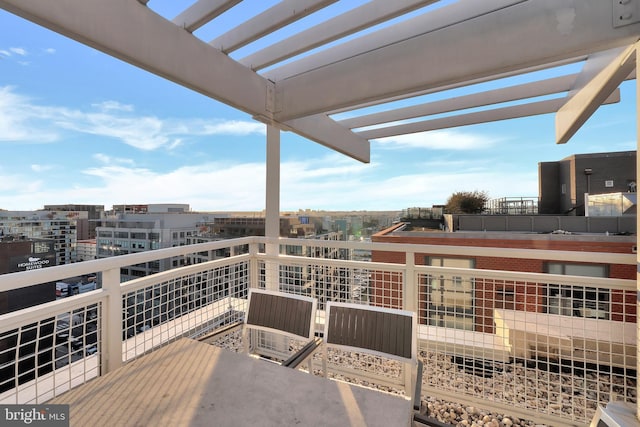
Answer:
[0,237,635,426]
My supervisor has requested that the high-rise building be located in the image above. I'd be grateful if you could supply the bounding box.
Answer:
[0,237,57,393]
[0,236,57,313]
[44,204,105,240]
[95,205,200,280]
[0,211,76,265]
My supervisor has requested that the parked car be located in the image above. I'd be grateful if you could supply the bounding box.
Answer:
[56,281,97,298]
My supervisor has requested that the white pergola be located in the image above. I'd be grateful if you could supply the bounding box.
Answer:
[1,0,639,418]
[1,0,637,229]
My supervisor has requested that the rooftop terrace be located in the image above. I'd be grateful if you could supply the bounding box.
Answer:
[0,236,635,426]
[0,1,638,425]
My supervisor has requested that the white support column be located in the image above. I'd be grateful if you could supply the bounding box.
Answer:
[265,124,280,291]
[636,44,640,423]
[100,267,122,374]
[405,251,417,313]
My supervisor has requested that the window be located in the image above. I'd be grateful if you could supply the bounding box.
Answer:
[545,262,609,319]
[495,285,515,310]
[33,241,50,254]
[424,257,475,330]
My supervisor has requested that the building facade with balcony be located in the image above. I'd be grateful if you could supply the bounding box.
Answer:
[43,204,105,240]
[96,212,201,281]
[0,211,77,266]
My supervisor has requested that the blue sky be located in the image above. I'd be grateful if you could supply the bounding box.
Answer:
[0,3,636,212]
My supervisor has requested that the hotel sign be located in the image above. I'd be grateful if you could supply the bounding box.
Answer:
[16,257,51,271]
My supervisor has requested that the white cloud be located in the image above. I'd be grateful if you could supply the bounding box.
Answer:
[0,86,59,142]
[276,154,537,210]
[0,151,539,211]
[92,101,134,112]
[31,164,54,172]
[201,120,265,136]
[0,172,43,193]
[44,48,56,54]
[0,50,10,58]
[0,87,262,150]
[55,111,172,150]
[93,153,135,165]
[78,162,269,210]
[282,154,371,181]
[9,47,27,56]
[375,129,499,150]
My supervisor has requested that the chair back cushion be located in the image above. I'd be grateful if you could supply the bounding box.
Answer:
[325,302,416,362]
[246,289,316,340]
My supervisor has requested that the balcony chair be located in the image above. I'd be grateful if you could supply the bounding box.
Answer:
[243,288,321,370]
[322,302,423,417]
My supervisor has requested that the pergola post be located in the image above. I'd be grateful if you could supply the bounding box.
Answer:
[636,43,640,421]
[265,124,280,291]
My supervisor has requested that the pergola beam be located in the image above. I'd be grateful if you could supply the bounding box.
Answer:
[209,0,337,53]
[0,0,270,117]
[282,114,370,163]
[172,0,241,33]
[240,0,437,71]
[274,0,640,122]
[339,74,579,130]
[358,90,620,140]
[556,43,638,144]
[265,0,524,82]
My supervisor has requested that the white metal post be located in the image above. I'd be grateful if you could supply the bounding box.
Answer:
[265,124,280,291]
[100,267,122,374]
[249,240,259,292]
[405,251,417,313]
[636,44,640,423]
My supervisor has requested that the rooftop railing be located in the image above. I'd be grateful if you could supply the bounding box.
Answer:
[0,237,635,426]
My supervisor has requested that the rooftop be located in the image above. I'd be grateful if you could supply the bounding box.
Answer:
[0,1,638,425]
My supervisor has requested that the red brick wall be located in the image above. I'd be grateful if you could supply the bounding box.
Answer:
[370,231,636,331]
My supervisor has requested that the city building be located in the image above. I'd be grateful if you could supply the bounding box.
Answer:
[111,204,190,214]
[372,222,635,334]
[0,237,57,393]
[209,216,316,239]
[538,150,636,216]
[75,239,97,262]
[0,211,77,265]
[96,205,201,280]
[0,236,57,314]
[43,204,105,240]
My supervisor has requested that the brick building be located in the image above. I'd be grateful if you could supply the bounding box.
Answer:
[371,222,636,334]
